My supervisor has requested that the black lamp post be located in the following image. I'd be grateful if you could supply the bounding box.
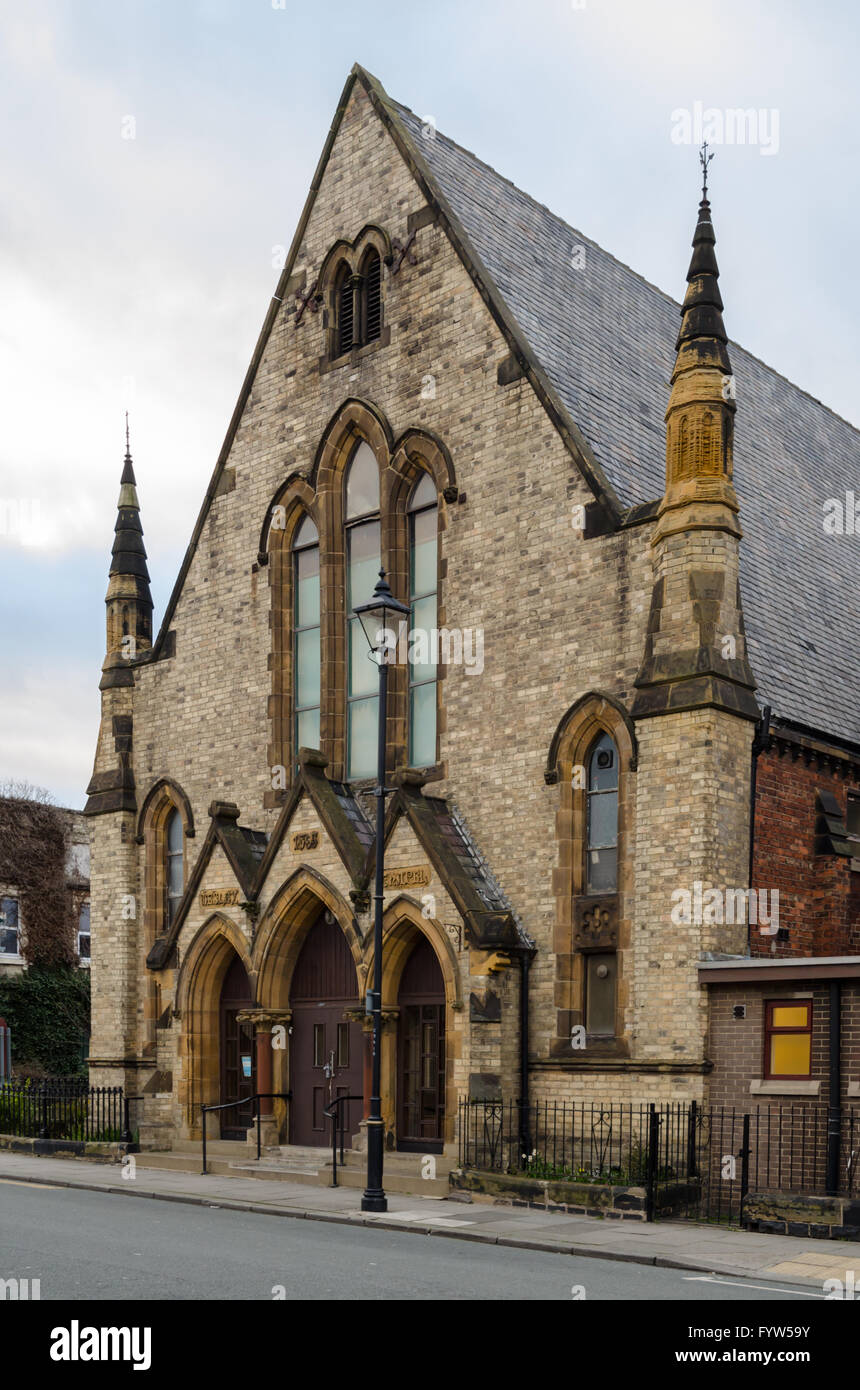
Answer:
[353,568,410,1213]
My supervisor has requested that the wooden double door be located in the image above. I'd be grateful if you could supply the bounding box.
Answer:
[286,918,447,1152]
[290,914,362,1148]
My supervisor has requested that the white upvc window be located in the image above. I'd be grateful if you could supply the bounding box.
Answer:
[0,894,21,958]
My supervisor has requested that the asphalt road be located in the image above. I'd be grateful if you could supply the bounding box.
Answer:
[0,1179,825,1302]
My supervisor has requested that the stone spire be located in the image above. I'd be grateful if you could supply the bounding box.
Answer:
[632,162,757,721]
[653,170,740,547]
[103,418,153,679]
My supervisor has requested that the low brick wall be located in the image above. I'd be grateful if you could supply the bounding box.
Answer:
[744,1190,860,1241]
[450,1167,649,1219]
[0,1133,131,1162]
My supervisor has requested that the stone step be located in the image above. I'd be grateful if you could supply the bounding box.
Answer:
[335,1151,455,1178]
[133,1146,451,1196]
[172,1139,251,1158]
[317,1165,451,1197]
[134,1152,236,1176]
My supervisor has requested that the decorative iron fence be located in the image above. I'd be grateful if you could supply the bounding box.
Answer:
[458,1099,654,1184]
[458,1099,860,1224]
[0,1078,132,1143]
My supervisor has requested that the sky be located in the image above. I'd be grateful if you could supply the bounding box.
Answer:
[1,0,857,807]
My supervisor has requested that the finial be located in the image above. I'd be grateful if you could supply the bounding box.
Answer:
[125,411,131,460]
[699,141,714,201]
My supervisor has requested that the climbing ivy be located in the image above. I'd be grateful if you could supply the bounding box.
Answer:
[0,966,90,1077]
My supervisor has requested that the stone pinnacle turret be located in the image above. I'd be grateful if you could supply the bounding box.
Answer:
[632,159,757,721]
[103,417,153,679]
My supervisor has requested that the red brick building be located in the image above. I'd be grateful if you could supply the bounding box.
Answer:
[702,721,860,1183]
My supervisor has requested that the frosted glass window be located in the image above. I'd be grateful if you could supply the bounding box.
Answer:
[166,809,183,927]
[345,446,381,779]
[408,475,438,768]
[345,441,379,519]
[293,514,321,759]
[765,1000,812,1078]
[586,733,618,894]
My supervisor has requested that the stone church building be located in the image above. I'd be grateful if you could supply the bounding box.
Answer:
[86,66,859,1159]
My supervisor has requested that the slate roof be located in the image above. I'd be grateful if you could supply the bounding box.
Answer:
[390,99,860,748]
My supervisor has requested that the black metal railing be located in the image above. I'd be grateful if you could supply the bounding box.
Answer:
[200,1093,291,1173]
[323,1094,363,1187]
[458,1099,654,1185]
[458,1098,860,1224]
[0,1078,131,1142]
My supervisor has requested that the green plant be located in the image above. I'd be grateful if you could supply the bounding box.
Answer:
[0,966,90,1076]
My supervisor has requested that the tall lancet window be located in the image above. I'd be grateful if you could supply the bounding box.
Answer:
[345,441,381,780]
[165,809,184,928]
[293,514,321,757]
[408,473,438,768]
[585,732,618,894]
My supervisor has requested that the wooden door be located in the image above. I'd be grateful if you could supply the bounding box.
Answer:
[219,954,255,1140]
[289,914,362,1147]
[397,936,445,1152]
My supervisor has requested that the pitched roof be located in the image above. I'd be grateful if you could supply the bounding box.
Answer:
[383,95,860,749]
[141,66,858,750]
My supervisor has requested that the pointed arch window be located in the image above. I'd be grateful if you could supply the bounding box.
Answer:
[362,249,382,343]
[408,472,438,768]
[345,441,381,779]
[332,250,383,359]
[293,514,321,757]
[335,262,354,356]
[586,732,618,894]
[165,808,184,928]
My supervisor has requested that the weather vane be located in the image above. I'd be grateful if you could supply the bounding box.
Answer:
[699,140,714,200]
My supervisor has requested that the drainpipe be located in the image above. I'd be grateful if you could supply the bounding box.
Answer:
[826,980,842,1197]
[747,704,771,951]
[519,950,534,1156]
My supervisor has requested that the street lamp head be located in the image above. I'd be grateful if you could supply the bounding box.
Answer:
[353,569,410,657]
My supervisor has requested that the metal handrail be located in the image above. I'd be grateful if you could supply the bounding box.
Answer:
[201,1092,291,1173]
[323,1094,363,1187]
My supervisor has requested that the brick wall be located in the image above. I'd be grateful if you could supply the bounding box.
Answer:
[751,741,860,957]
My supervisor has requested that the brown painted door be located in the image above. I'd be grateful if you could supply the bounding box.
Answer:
[397,937,445,1153]
[289,913,362,1147]
[219,955,255,1140]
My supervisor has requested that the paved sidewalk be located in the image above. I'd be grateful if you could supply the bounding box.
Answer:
[0,1149,856,1290]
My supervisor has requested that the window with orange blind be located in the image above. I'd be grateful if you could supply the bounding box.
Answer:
[764,1001,813,1079]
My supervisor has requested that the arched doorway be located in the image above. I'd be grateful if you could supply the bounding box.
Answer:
[289,911,362,1147]
[219,954,256,1140]
[397,935,445,1153]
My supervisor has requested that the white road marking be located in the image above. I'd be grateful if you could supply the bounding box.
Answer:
[684,1275,825,1298]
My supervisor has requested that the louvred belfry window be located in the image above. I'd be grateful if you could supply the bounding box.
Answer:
[336,264,354,356]
[363,250,382,343]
